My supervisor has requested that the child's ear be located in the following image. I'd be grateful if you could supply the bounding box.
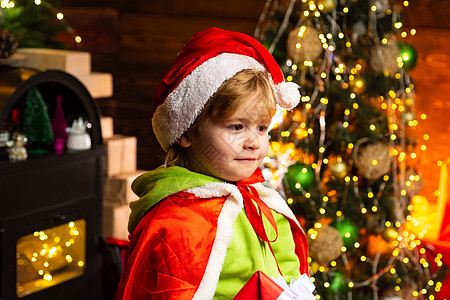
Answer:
[176,134,192,148]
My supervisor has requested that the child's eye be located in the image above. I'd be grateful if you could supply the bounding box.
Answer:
[229,124,243,131]
[258,125,268,133]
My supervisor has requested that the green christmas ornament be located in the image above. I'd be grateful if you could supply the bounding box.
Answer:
[332,219,359,248]
[398,42,417,71]
[284,162,315,194]
[329,271,348,293]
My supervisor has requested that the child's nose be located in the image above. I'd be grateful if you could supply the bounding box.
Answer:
[243,132,260,150]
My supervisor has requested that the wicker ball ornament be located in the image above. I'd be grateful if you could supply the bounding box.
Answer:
[370,42,401,75]
[354,139,392,180]
[287,26,323,63]
[308,225,343,264]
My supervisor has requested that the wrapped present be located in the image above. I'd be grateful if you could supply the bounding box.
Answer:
[18,48,91,75]
[100,116,114,139]
[234,271,315,300]
[104,169,146,205]
[104,134,137,176]
[17,48,113,99]
[234,271,284,300]
[75,72,113,99]
[103,202,131,241]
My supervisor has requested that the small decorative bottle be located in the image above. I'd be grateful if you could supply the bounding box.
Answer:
[8,133,28,161]
[66,117,92,151]
[51,95,68,154]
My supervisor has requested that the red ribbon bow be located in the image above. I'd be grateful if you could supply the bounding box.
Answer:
[236,169,279,243]
[236,168,282,274]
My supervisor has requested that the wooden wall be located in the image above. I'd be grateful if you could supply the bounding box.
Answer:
[59,0,265,171]
[58,0,450,201]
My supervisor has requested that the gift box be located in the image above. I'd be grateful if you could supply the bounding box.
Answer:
[75,71,113,99]
[18,48,91,75]
[104,169,146,205]
[100,116,114,140]
[234,271,284,300]
[16,48,113,99]
[234,271,315,300]
[102,202,131,241]
[104,134,137,176]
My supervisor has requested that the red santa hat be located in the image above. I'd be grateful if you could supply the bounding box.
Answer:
[152,27,300,152]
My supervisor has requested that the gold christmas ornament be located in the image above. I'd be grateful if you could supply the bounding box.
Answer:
[330,158,347,178]
[287,26,323,64]
[349,76,367,95]
[316,0,336,13]
[382,227,399,242]
[370,42,401,76]
[308,225,344,264]
[353,138,392,180]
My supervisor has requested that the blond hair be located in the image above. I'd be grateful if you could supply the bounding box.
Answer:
[164,69,276,167]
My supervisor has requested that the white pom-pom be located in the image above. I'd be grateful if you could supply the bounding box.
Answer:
[274,81,300,110]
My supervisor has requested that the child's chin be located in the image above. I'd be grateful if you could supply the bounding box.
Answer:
[221,169,257,182]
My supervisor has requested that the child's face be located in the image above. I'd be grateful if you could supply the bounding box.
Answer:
[182,101,271,182]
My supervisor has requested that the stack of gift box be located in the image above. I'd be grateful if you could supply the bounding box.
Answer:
[101,116,146,241]
[12,48,138,241]
[14,48,113,99]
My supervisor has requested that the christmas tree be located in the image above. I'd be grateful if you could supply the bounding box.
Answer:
[23,87,54,153]
[256,0,447,299]
[0,0,67,49]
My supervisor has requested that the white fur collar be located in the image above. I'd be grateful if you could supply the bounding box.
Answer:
[186,182,301,300]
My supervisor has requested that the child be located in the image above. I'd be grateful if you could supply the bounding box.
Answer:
[114,27,311,299]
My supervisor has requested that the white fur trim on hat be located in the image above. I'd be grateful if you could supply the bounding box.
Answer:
[152,53,300,152]
[152,53,265,152]
[273,81,301,110]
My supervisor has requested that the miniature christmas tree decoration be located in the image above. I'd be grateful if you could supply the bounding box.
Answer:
[23,87,54,154]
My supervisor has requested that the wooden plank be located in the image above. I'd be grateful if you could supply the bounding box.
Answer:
[117,14,260,64]
[58,0,113,7]
[57,8,119,54]
[403,0,450,29]
[116,0,265,20]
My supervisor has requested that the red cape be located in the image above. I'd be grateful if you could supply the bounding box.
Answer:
[114,182,309,299]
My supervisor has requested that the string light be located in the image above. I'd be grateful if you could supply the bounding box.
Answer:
[256,0,446,297]
[16,220,86,296]
[4,0,82,46]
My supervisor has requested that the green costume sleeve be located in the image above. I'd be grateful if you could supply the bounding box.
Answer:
[213,210,301,299]
[271,211,302,283]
